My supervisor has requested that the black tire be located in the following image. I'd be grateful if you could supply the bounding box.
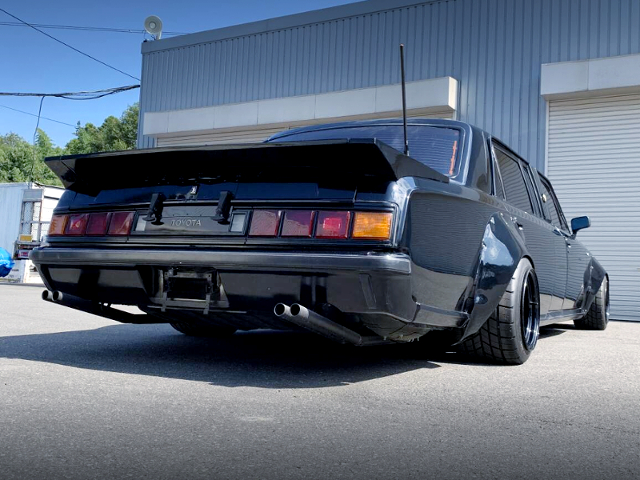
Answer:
[170,321,237,338]
[574,276,609,330]
[460,258,540,365]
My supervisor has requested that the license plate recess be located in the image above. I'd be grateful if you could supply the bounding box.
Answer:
[154,268,229,314]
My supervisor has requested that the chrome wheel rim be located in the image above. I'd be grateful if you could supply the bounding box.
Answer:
[521,271,540,351]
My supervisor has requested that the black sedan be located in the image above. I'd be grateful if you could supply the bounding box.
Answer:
[31,119,609,364]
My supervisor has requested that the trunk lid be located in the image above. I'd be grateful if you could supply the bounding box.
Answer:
[47,140,447,243]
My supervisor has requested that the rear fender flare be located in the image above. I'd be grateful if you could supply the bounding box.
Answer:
[460,212,526,341]
[579,257,607,312]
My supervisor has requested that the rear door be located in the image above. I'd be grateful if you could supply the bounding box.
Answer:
[492,142,566,314]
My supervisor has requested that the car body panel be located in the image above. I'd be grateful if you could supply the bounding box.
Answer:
[31,119,606,345]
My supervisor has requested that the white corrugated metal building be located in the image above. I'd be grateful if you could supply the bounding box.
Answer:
[137,0,640,320]
[0,183,63,283]
[542,57,640,321]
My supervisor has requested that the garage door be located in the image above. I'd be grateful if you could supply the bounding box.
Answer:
[156,110,453,147]
[547,94,640,321]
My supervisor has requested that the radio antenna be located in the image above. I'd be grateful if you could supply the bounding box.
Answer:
[399,44,409,156]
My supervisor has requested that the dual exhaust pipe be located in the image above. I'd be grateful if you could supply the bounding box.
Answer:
[42,290,387,344]
[274,303,389,346]
[41,290,163,324]
[42,290,64,302]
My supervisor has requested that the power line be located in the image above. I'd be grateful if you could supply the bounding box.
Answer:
[0,8,140,81]
[0,85,140,100]
[28,97,46,181]
[0,104,76,128]
[0,20,186,36]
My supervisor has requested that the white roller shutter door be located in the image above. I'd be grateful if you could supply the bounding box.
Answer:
[547,94,640,321]
[157,110,453,147]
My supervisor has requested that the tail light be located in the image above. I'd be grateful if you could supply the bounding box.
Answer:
[249,210,281,236]
[47,211,133,237]
[46,209,393,242]
[281,210,315,237]
[65,214,89,236]
[108,212,134,236]
[48,215,68,236]
[316,211,350,239]
[352,212,393,240]
[86,213,111,236]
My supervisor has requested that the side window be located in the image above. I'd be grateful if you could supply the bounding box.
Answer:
[538,175,569,231]
[493,146,534,214]
[491,148,506,199]
[520,163,542,216]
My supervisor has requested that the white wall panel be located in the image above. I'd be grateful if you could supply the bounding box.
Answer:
[155,110,452,147]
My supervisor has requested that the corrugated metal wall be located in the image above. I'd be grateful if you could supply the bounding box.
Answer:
[138,0,640,171]
[0,183,29,253]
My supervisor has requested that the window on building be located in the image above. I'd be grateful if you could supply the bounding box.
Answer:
[493,146,534,214]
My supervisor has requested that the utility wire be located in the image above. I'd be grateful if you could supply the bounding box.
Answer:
[0,85,140,100]
[28,96,45,181]
[0,20,186,36]
[0,104,76,127]
[0,8,140,81]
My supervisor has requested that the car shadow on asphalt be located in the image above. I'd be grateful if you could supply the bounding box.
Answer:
[0,324,450,388]
[539,325,571,338]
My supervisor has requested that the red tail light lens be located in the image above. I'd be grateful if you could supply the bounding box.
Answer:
[316,211,351,239]
[65,214,89,236]
[281,210,315,237]
[86,213,111,236]
[249,210,282,236]
[107,212,134,236]
[48,215,68,236]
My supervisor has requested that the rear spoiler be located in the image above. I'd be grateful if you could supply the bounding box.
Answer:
[45,139,449,196]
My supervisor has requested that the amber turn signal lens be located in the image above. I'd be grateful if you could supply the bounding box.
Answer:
[48,214,68,236]
[352,212,393,240]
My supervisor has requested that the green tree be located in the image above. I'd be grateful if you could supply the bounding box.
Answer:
[0,103,139,186]
[65,103,139,155]
[0,130,62,185]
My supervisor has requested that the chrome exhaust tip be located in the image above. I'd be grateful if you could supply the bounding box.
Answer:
[290,303,306,317]
[273,303,291,317]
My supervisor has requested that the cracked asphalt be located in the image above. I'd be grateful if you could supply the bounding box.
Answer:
[1,284,639,480]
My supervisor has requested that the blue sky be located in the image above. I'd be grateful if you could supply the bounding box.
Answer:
[0,0,354,147]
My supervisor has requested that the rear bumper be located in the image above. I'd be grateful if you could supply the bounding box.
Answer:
[31,247,467,337]
[30,248,411,274]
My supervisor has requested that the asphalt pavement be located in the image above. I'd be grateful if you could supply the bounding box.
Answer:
[1,284,639,480]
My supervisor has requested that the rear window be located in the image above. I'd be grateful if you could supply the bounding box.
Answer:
[269,125,461,177]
